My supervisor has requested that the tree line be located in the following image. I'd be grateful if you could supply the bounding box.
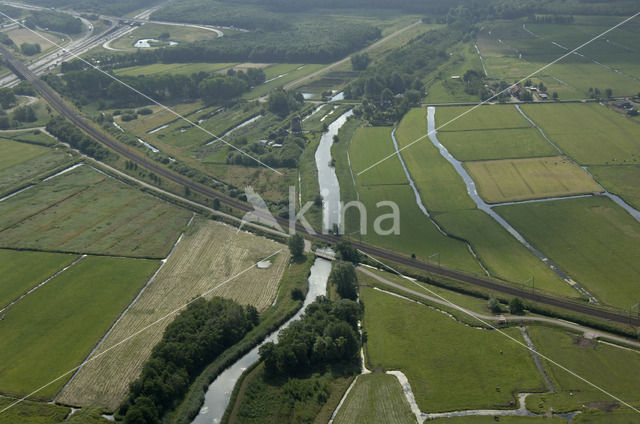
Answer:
[47,66,265,107]
[46,116,116,161]
[120,297,259,424]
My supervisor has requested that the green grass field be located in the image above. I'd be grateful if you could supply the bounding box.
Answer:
[520,103,640,165]
[588,165,640,210]
[390,109,572,294]
[333,373,416,424]
[114,62,235,77]
[465,156,602,203]
[361,286,546,412]
[0,249,76,308]
[0,165,192,258]
[437,127,559,161]
[435,210,575,296]
[435,105,532,132]
[110,23,220,50]
[0,398,70,424]
[395,108,476,212]
[0,139,73,195]
[526,326,640,415]
[347,125,484,274]
[0,256,159,399]
[496,197,640,309]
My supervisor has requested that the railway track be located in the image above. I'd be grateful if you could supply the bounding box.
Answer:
[2,43,638,327]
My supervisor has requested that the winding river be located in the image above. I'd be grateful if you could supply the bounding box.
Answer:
[193,257,332,424]
[192,110,348,422]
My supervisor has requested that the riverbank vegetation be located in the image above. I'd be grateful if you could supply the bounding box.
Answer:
[119,297,259,423]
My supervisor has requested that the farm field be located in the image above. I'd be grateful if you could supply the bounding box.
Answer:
[361,286,546,412]
[424,42,484,104]
[113,62,235,77]
[465,156,602,203]
[520,103,640,165]
[0,249,76,309]
[435,104,532,132]
[434,210,574,296]
[0,255,159,399]
[0,165,192,258]
[0,129,59,146]
[110,22,220,50]
[478,18,640,98]
[347,125,485,274]
[525,326,640,415]
[113,101,206,135]
[588,165,640,210]
[437,127,558,161]
[0,398,70,424]
[395,108,476,212]
[4,28,65,55]
[0,139,72,195]
[332,373,416,424]
[391,109,572,294]
[496,197,640,309]
[58,218,288,410]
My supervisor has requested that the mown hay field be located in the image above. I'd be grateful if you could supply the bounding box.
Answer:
[465,156,602,203]
[59,218,288,410]
[0,165,192,258]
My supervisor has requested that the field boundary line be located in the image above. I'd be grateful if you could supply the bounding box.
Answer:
[0,11,282,176]
[357,11,640,177]
[0,249,282,415]
[358,251,640,415]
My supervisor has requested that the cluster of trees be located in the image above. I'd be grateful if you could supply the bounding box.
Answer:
[588,87,614,99]
[259,297,361,376]
[462,69,492,100]
[20,42,41,56]
[329,262,359,300]
[227,133,305,169]
[350,53,371,71]
[347,29,459,124]
[46,116,115,161]
[25,10,83,34]
[267,89,303,118]
[120,297,258,424]
[0,105,37,129]
[0,33,14,47]
[0,88,17,109]
[49,67,264,107]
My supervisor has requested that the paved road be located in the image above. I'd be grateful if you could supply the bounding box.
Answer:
[3,43,640,328]
[358,266,640,349]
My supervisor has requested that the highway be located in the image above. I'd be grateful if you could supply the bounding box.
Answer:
[1,42,639,328]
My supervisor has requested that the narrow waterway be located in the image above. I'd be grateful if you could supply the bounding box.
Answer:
[205,115,263,146]
[315,110,353,232]
[425,107,595,301]
[192,257,332,424]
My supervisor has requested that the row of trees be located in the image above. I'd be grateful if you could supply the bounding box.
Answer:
[259,297,361,377]
[20,42,41,56]
[120,297,259,423]
[46,116,115,161]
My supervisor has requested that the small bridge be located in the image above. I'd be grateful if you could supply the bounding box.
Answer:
[314,249,336,261]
